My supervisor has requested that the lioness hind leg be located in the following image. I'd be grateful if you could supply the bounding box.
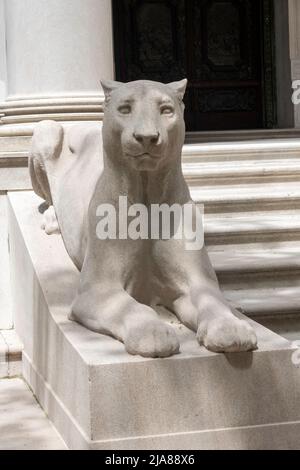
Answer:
[41,205,60,235]
[29,120,64,205]
[29,151,52,205]
[71,284,180,358]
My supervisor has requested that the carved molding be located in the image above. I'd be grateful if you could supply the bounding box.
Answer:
[0,94,105,125]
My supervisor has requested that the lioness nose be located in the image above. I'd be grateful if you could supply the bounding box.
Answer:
[133,131,160,145]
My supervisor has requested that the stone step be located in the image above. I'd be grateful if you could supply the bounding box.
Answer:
[223,285,300,318]
[184,158,300,185]
[0,150,28,159]
[214,246,300,318]
[0,135,31,153]
[185,129,300,144]
[204,210,300,244]
[208,241,300,280]
[191,181,300,212]
[255,315,300,343]
[0,329,22,378]
[0,151,28,168]
[183,139,300,161]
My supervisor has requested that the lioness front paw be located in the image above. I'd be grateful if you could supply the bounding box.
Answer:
[197,317,257,353]
[125,320,180,358]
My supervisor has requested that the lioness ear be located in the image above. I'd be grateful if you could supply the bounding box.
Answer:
[100,79,124,103]
[167,79,188,101]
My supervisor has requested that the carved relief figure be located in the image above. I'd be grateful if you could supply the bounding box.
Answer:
[29,79,257,357]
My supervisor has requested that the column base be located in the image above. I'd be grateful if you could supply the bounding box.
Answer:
[0,92,105,131]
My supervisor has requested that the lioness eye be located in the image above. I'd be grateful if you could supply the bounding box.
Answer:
[161,106,174,115]
[118,105,131,114]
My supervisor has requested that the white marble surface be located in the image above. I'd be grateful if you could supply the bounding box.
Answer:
[5,0,113,98]
[0,378,66,450]
[0,329,22,378]
[0,0,7,101]
[0,195,12,329]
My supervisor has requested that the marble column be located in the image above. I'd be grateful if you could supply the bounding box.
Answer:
[0,0,7,104]
[0,0,114,130]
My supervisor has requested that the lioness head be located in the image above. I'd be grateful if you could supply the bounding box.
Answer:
[101,79,187,171]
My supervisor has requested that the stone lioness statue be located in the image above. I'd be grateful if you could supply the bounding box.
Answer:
[29,79,257,357]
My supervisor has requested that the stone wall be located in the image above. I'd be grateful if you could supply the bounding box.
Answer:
[289,0,300,127]
[0,134,31,329]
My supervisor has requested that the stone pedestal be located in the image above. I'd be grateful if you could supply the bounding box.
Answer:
[0,195,12,329]
[0,130,31,329]
[8,191,300,450]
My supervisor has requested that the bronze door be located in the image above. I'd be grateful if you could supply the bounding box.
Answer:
[112,0,276,131]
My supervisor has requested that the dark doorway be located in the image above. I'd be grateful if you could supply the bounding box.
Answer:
[112,0,277,132]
